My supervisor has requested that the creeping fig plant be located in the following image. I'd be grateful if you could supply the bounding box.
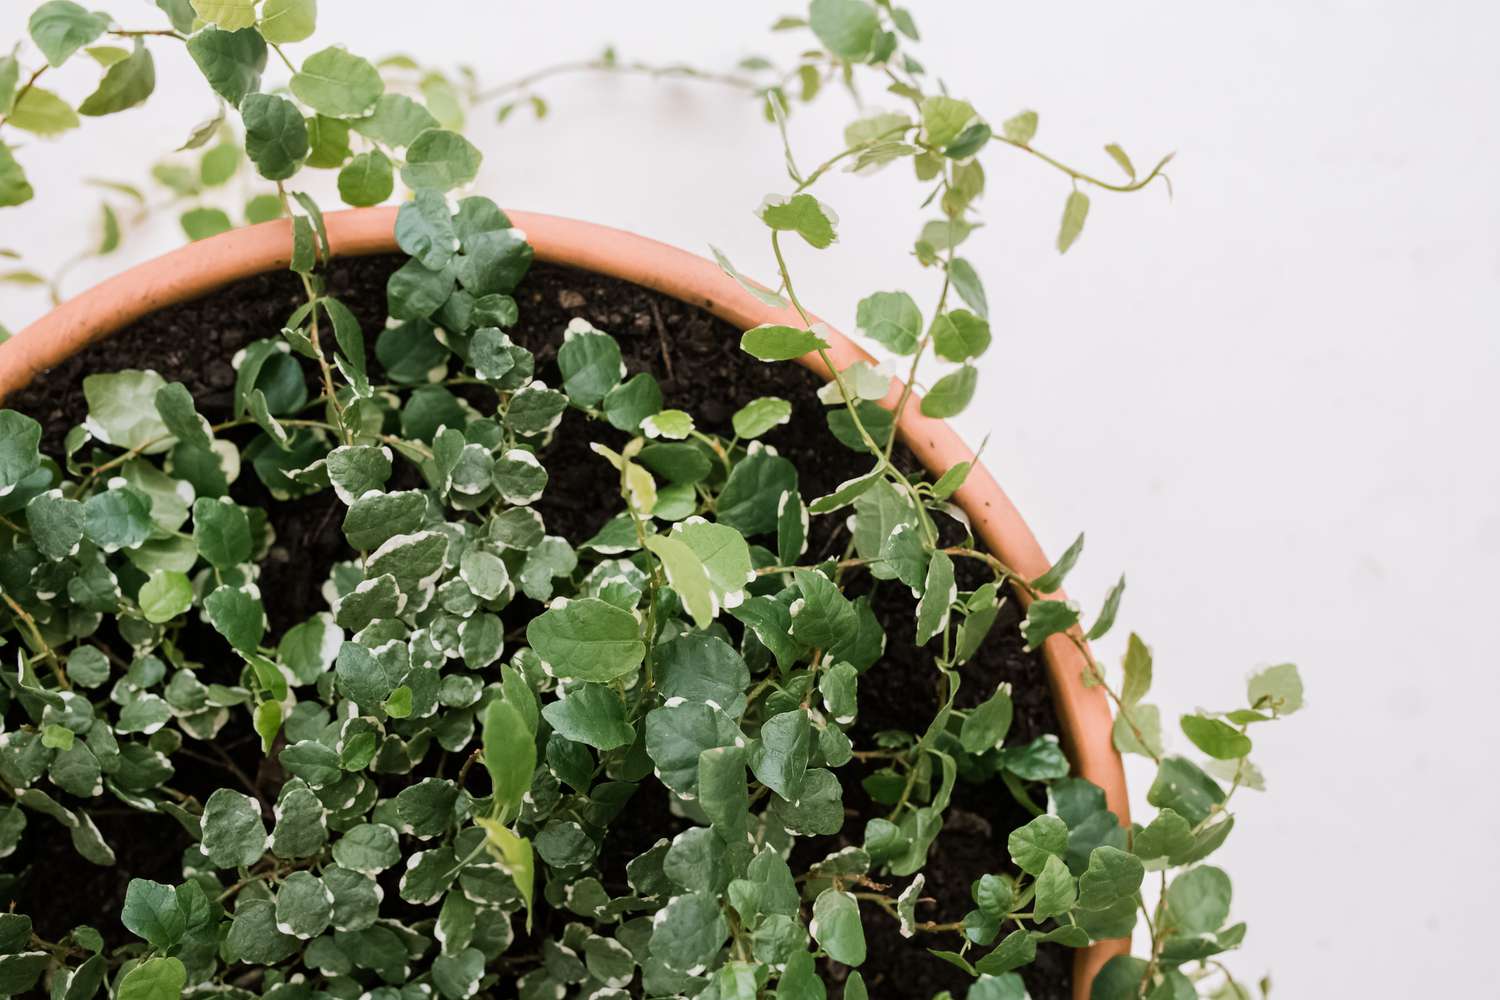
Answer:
[0,3,1298,999]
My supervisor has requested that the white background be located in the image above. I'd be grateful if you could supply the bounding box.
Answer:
[4,3,1498,996]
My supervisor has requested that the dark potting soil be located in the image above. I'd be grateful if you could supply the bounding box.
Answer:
[6,255,1070,998]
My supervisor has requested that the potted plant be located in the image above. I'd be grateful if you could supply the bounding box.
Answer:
[0,3,1302,999]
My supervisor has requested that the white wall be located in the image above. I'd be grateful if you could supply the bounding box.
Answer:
[4,2,1497,995]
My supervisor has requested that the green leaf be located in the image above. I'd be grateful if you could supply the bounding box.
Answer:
[1019,599,1080,650]
[1165,865,1232,934]
[527,597,644,683]
[1077,846,1145,910]
[392,191,457,272]
[338,150,394,206]
[809,0,879,60]
[29,2,110,67]
[204,586,264,652]
[741,324,829,362]
[960,684,1013,754]
[186,27,266,105]
[644,533,716,629]
[1057,189,1090,254]
[6,87,79,136]
[1118,632,1152,705]
[1088,575,1127,639]
[241,93,308,180]
[920,95,976,148]
[542,683,633,751]
[274,869,332,939]
[1033,855,1077,920]
[808,464,884,515]
[644,702,744,797]
[711,244,787,308]
[0,141,33,207]
[121,878,186,949]
[258,0,317,43]
[914,550,955,644]
[649,891,729,974]
[1007,814,1067,875]
[201,788,267,868]
[654,633,752,718]
[84,369,171,451]
[855,290,921,354]
[750,709,812,801]
[401,128,482,190]
[930,310,991,363]
[180,206,231,241]
[1147,756,1226,825]
[331,822,399,874]
[0,411,42,498]
[476,819,534,931]
[26,490,83,560]
[1001,110,1038,145]
[732,396,793,439]
[78,41,155,117]
[138,570,192,624]
[191,0,258,29]
[117,956,187,1000]
[559,326,625,408]
[291,46,384,118]
[1180,715,1252,760]
[1247,662,1303,716]
[919,364,977,418]
[82,486,153,552]
[948,257,988,318]
[757,193,838,249]
[333,638,404,709]
[810,889,864,966]
[1104,143,1136,179]
[975,929,1036,976]
[352,94,439,147]
[1031,532,1084,593]
[790,569,856,648]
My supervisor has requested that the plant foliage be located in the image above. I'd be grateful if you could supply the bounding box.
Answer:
[0,3,1294,1000]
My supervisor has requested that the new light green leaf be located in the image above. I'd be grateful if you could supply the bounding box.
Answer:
[258,0,317,43]
[5,87,78,137]
[1057,189,1090,254]
[192,0,260,30]
[117,956,187,1000]
[482,698,535,820]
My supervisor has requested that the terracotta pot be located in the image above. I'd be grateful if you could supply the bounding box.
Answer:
[0,208,1130,996]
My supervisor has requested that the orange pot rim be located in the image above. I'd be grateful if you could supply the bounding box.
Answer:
[0,207,1129,994]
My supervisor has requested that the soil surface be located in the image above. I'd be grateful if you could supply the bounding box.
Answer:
[6,255,1071,998]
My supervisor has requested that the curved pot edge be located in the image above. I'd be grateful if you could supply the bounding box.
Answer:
[0,206,1131,995]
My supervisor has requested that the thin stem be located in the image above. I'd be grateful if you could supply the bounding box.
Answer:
[995,136,1174,194]
[473,57,762,104]
[1,590,68,689]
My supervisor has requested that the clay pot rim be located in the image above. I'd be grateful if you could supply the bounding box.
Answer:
[0,206,1129,995]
